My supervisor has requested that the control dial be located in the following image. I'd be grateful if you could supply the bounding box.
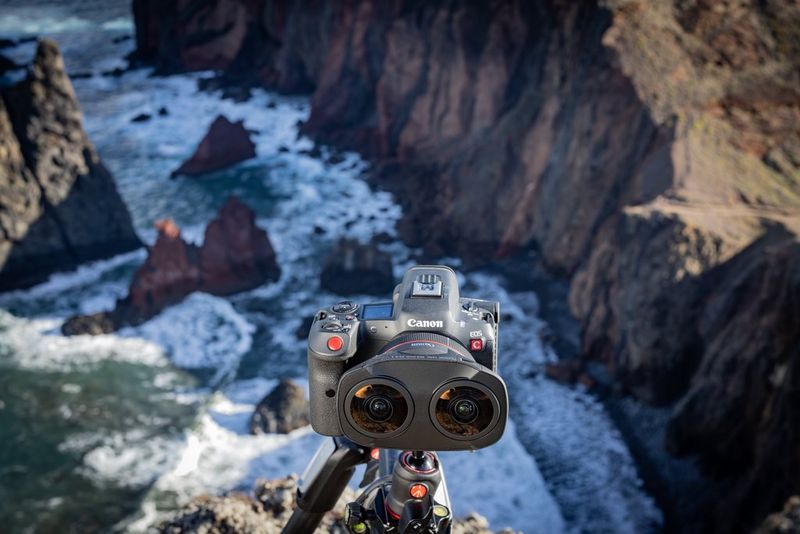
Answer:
[332,301,358,314]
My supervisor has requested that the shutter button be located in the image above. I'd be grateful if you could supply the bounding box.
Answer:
[327,336,344,351]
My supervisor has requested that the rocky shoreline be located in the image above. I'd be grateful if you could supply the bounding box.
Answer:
[129,1,800,531]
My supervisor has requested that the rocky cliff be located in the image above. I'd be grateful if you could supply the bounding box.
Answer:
[0,39,140,290]
[132,1,800,531]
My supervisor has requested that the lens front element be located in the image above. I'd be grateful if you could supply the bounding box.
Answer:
[365,394,394,422]
[349,383,409,435]
[433,383,497,438]
[450,397,479,424]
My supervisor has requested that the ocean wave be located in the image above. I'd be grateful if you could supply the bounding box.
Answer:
[121,293,255,386]
[0,310,167,372]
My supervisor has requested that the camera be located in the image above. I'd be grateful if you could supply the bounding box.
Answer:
[307,265,507,451]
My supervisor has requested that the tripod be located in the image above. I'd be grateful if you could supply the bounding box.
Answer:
[283,437,453,534]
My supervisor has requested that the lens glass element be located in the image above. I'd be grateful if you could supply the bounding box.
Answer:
[350,384,408,434]
[435,385,494,437]
[365,394,394,422]
[450,397,479,424]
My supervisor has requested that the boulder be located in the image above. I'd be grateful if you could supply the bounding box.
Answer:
[249,379,310,435]
[171,115,256,177]
[0,39,140,291]
[62,197,279,334]
[61,312,117,336]
[130,112,151,122]
[320,239,394,296]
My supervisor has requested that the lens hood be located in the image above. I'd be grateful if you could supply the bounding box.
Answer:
[337,333,507,451]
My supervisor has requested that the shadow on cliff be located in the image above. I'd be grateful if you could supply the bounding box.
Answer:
[0,158,142,291]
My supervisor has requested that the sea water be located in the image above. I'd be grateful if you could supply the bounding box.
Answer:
[0,3,661,532]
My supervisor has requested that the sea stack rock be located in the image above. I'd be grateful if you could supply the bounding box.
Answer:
[0,39,140,290]
[320,239,394,296]
[171,115,256,177]
[249,379,310,435]
[200,196,280,295]
[62,196,279,334]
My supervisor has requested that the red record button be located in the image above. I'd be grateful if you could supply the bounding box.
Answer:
[327,335,344,352]
[469,338,484,351]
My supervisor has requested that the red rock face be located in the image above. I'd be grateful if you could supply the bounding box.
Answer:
[171,116,256,177]
[62,197,280,333]
[125,219,201,321]
[200,196,280,295]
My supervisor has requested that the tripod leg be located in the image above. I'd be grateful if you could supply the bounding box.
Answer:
[282,437,371,534]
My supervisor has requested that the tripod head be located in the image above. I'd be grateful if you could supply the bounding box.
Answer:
[284,439,454,534]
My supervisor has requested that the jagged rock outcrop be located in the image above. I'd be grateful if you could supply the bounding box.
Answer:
[320,238,394,295]
[0,39,140,290]
[249,379,310,435]
[171,115,256,177]
[159,476,506,534]
[132,1,800,531]
[62,196,279,334]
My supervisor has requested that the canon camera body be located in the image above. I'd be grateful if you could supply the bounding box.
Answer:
[307,265,507,451]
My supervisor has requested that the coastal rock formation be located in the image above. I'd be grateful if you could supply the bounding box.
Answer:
[0,39,140,290]
[159,476,505,534]
[132,1,800,531]
[320,239,394,296]
[249,379,310,435]
[171,115,256,177]
[62,197,279,334]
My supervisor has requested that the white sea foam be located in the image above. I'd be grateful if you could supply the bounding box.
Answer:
[0,310,168,372]
[0,14,92,35]
[0,249,144,303]
[127,384,319,532]
[101,18,134,32]
[76,430,182,488]
[440,421,565,533]
[121,293,255,385]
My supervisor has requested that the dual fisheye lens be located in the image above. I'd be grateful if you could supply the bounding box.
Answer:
[348,380,498,440]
